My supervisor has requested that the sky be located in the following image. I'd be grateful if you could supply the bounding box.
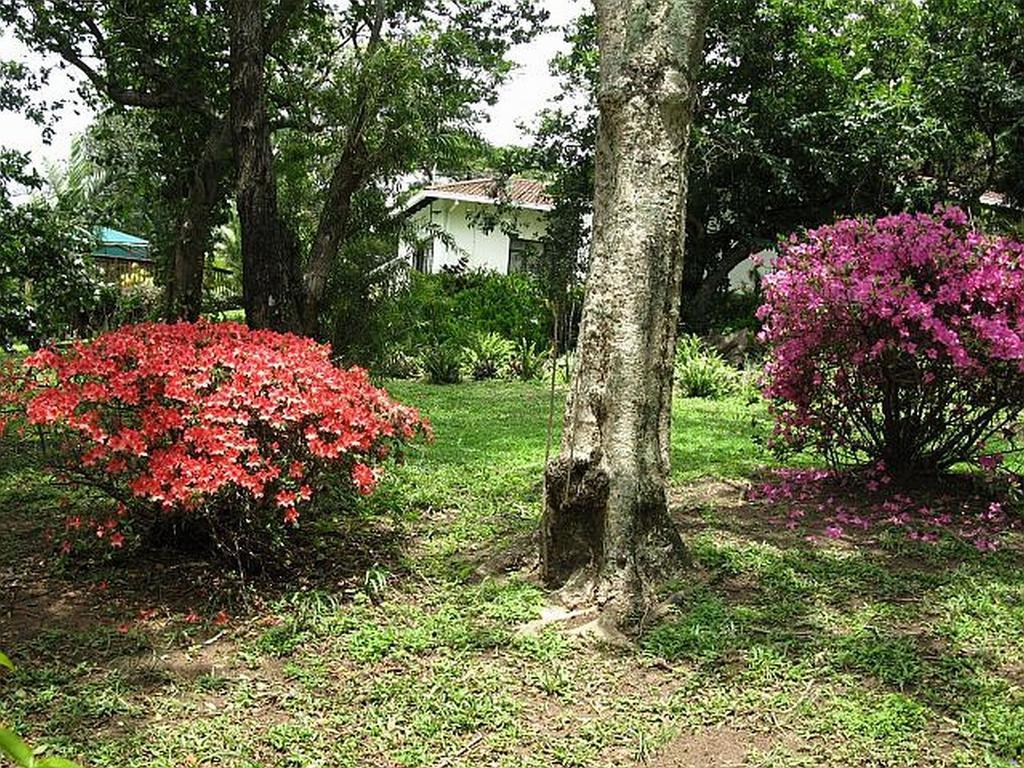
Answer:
[0,0,583,177]
[0,33,93,177]
[480,0,583,147]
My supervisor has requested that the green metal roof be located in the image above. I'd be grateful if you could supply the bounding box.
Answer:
[97,227,148,245]
[93,227,153,262]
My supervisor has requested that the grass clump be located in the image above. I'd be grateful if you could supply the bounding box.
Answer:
[675,334,740,399]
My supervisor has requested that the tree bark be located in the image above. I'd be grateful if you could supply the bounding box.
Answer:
[299,0,384,337]
[301,133,371,336]
[541,0,710,629]
[683,238,771,332]
[229,0,304,332]
[166,120,232,321]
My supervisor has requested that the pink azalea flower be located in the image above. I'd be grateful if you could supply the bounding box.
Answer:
[978,454,1004,471]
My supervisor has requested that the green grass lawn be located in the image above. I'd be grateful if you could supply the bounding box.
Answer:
[1,380,1022,767]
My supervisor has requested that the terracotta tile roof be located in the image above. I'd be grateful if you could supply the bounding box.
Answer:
[424,177,554,209]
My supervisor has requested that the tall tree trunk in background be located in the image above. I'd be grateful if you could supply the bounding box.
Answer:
[300,0,384,337]
[229,0,304,332]
[301,135,370,336]
[541,0,710,629]
[166,121,232,321]
[684,239,768,332]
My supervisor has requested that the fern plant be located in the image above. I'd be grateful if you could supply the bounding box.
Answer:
[463,332,514,380]
[507,338,549,381]
[674,334,739,399]
[420,343,463,384]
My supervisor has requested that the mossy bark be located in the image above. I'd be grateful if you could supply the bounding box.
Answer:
[167,121,231,322]
[541,0,710,630]
[229,0,304,333]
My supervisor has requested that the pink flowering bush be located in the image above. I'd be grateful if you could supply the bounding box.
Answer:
[1,321,429,562]
[758,207,1024,473]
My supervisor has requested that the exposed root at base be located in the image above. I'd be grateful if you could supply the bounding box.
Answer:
[565,614,633,649]
[514,598,655,649]
[514,604,596,637]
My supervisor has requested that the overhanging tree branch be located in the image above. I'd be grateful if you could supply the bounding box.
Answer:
[300,0,386,335]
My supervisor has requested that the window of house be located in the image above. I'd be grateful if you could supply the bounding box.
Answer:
[412,240,434,273]
[508,237,543,274]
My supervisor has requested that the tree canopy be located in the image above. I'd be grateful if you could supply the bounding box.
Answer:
[533,0,1024,329]
[2,0,546,333]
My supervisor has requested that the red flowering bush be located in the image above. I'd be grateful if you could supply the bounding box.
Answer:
[758,207,1024,474]
[3,321,428,559]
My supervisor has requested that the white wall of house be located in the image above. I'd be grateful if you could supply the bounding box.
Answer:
[727,249,775,291]
[400,198,548,275]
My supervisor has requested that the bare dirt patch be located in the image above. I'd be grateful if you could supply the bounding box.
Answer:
[647,726,775,767]
[671,478,751,513]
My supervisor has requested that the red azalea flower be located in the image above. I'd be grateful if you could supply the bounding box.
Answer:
[5,321,428,553]
[351,462,378,495]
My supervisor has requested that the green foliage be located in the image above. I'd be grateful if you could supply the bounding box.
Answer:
[836,628,924,689]
[643,593,735,662]
[325,208,411,367]
[0,121,172,346]
[109,265,163,326]
[546,351,577,385]
[420,343,464,385]
[534,0,1024,330]
[707,290,762,335]
[674,335,739,399]
[204,212,243,310]
[4,0,548,334]
[919,0,1024,207]
[0,730,33,768]
[0,201,111,349]
[531,15,594,324]
[370,273,555,382]
[968,699,1024,760]
[46,112,173,252]
[439,270,549,349]
[0,727,82,768]
[368,271,550,375]
[258,0,547,336]
[506,338,549,382]
[0,652,82,768]
[463,332,514,381]
[2,1,233,306]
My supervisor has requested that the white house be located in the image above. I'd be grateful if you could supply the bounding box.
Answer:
[727,248,775,291]
[399,177,553,274]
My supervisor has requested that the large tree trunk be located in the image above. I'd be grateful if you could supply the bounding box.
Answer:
[301,135,370,336]
[229,0,304,332]
[299,0,384,337]
[683,239,769,332]
[166,120,232,321]
[541,0,710,629]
